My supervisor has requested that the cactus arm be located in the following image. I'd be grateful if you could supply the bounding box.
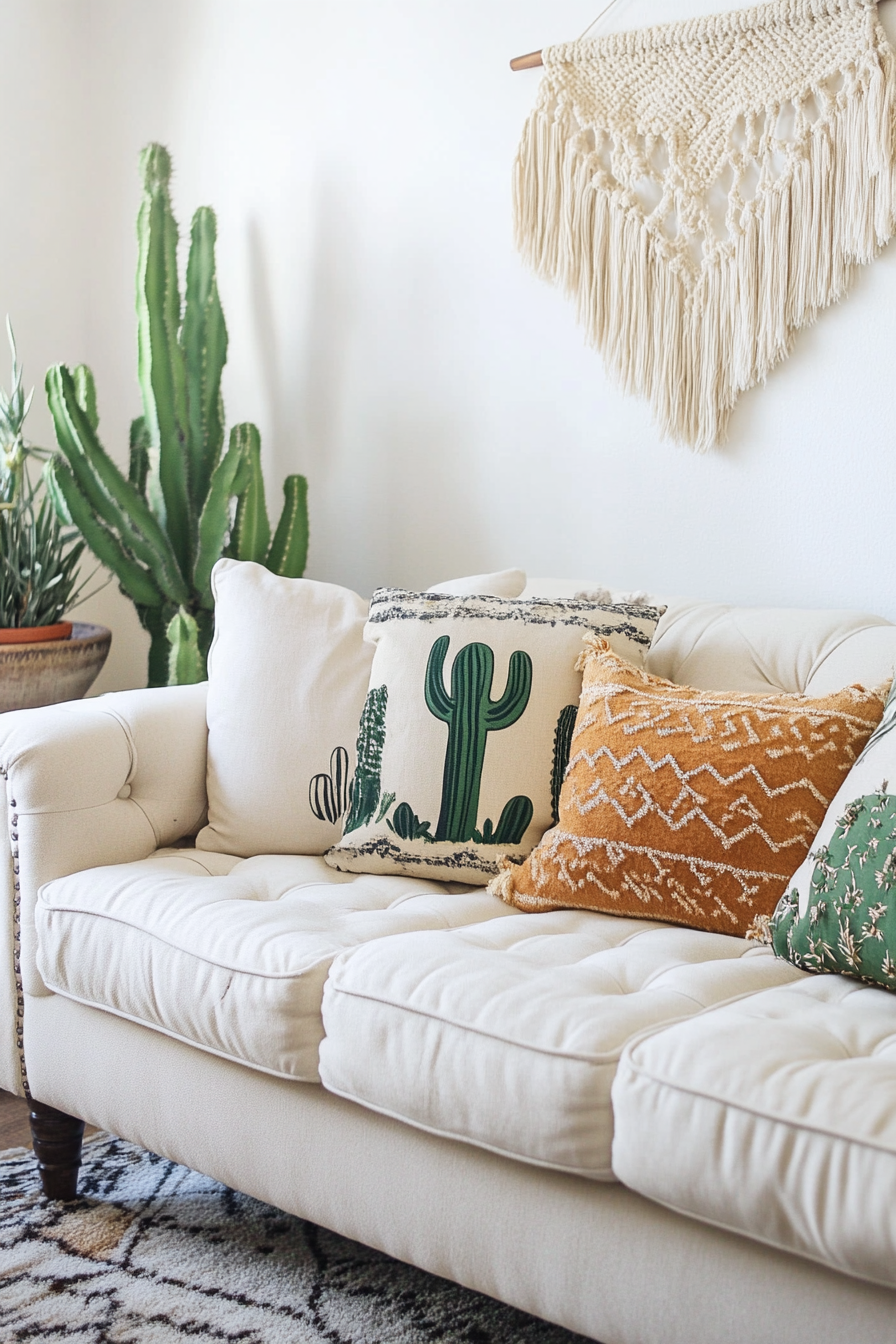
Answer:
[494,795,534,845]
[424,636,453,723]
[486,650,532,727]
[329,746,350,816]
[429,642,532,845]
[41,455,73,523]
[193,431,247,605]
[134,603,174,689]
[73,365,98,431]
[136,143,192,572]
[46,365,189,606]
[228,423,271,563]
[309,773,337,824]
[308,747,351,824]
[195,606,215,665]
[181,206,227,511]
[230,447,252,498]
[166,606,205,686]
[433,642,495,844]
[266,474,309,578]
[550,704,578,825]
[129,416,150,494]
[44,457,165,608]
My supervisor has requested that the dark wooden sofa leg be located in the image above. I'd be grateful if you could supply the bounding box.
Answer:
[28,1099,85,1200]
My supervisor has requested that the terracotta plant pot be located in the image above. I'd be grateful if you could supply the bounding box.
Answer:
[0,621,73,645]
[0,622,112,713]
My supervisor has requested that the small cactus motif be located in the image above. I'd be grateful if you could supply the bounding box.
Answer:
[344,686,388,833]
[472,795,534,846]
[425,636,532,844]
[309,746,351,825]
[388,802,433,842]
[494,794,534,845]
[551,704,578,824]
[375,791,396,824]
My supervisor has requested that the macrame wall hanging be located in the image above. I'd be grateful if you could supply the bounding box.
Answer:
[512,0,896,449]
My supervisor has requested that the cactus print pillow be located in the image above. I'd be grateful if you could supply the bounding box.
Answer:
[325,589,664,884]
[768,677,896,989]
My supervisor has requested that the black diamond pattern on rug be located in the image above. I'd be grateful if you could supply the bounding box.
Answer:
[0,1132,591,1342]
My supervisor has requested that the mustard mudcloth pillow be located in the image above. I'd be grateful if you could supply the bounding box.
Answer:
[325,591,665,884]
[491,637,886,936]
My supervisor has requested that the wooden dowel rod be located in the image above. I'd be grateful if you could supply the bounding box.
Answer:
[510,50,544,71]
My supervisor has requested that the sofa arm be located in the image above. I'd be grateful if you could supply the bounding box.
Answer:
[0,682,208,1094]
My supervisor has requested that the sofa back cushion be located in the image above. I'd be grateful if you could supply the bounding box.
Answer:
[646,602,896,696]
[525,583,896,696]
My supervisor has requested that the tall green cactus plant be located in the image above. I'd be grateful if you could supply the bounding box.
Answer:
[425,637,532,843]
[44,143,309,686]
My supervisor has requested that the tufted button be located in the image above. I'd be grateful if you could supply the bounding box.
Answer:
[117,784,132,800]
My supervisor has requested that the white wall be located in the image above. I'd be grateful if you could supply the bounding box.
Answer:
[4,0,896,692]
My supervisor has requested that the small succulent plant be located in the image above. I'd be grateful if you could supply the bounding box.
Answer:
[0,322,92,629]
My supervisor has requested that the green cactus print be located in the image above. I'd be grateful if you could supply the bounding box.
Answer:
[472,796,534,846]
[309,746,351,825]
[771,785,896,990]
[388,802,433,842]
[343,686,388,834]
[494,794,534,844]
[374,791,396,824]
[550,704,578,825]
[425,636,532,844]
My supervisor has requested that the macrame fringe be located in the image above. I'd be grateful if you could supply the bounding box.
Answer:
[514,44,896,450]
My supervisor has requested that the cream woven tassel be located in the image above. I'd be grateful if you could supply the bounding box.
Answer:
[514,0,896,450]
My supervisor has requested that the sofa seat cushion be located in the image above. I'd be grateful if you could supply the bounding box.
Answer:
[611,976,896,1288]
[35,849,509,1082]
[318,911,804,1179]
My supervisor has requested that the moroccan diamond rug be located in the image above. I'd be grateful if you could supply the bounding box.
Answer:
[0,1132,588,1342]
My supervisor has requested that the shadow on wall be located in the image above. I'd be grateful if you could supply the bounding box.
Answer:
[246,171,358,585]
[245,171,494,594]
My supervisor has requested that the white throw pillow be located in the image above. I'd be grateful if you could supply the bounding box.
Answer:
[197,561,527,857]
[428,569,525,598]
[325,588,665,884]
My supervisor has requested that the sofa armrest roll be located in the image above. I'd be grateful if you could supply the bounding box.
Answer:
[0,682,208,1093]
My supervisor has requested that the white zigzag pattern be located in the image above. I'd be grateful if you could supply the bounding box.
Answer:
[566,742,829,852]
[519,831,783,926]
[585,683,875,739]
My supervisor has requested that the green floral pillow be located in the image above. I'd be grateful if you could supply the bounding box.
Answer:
[770,679,896,990]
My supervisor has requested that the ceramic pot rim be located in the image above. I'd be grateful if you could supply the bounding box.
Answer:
[0,621,73,645]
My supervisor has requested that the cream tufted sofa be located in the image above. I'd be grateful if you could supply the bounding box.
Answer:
[4,585,896,1344]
